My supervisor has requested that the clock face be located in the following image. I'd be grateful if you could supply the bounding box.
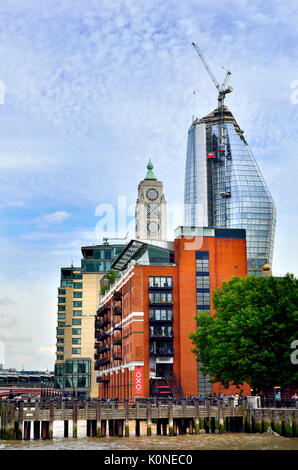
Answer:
[146,188,159,201]
[147,221,159,233]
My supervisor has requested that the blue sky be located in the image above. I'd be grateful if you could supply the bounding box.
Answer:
[0,0,297,370]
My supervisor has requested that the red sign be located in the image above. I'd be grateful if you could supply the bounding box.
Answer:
[134,367,143,395]
[207,152,215,159]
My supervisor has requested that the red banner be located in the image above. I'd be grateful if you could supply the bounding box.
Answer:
[134,367,143,395]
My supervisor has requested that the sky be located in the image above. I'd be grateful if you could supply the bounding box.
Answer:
[0,0,297,371]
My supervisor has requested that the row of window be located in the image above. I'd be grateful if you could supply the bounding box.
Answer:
[149,292,173,303]
[57,328,81,335]
[150,325,173,337]
[196,259,209,272]
[56,348,81,355]
[57,318,81,326]
[58,301,82,310]
[149,308,173,321]
[149,276,172,287]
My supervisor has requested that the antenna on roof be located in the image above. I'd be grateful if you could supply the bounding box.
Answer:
[102,232,129,245]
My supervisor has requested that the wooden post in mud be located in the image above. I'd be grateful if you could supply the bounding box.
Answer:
[124,399,130,437]
[147,399,152,436]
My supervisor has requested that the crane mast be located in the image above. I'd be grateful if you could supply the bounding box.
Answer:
[191,42,233,226]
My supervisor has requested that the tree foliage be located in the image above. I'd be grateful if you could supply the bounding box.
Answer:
[100,270,117,295]
[190,274,298,393]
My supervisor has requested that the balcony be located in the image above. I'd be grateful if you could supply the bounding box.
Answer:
[113,338,122,346]
[96,376,110,383]
[97,306,110,317]
[149,334,174,341]
[113,292,122,301]
[149,295,173,306]
[149,315,174,323]
[113,324,122,331]
[97,344,110,355]
[113,353,122,361]
[97,358,110,367]
[95,317,110,330]
[149,347,175,357]
[95,331,110,342]
[149,283,173,291]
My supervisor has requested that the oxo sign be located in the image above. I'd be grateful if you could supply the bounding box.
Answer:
[134,367,143,395]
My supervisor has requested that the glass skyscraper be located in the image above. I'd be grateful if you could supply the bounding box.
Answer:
[184,106,276,275]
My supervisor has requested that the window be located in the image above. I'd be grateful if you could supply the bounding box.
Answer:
[55,364,64,376]
[73,273,82,279]
[196,259,209,272]
[197,292,210,306]
[61,280,73,287]
[149,292,173,303]
[73,310,82,316]
[72,338,81,345]
[73,301,82,307]
[72,348,81,355]
[58,297,66,303]
[57,355,64,361]
[57,338,64,344]
[73,291,82,298]
[196,276,210,288]
[73,282,82,289]
[58,321,65,327]
[58,305,65,311]
[58,313,66,319]
[72,328,81,335]
[149,276,172,287]
[57,328,64,335]
[58,289,66,295]
[149,308,173,321]
[72,318,81,325]
[57,346,64,352]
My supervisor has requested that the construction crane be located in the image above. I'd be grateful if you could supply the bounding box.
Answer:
[191,42,233,226]
[191,42,232,108]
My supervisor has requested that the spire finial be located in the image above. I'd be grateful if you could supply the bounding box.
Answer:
[145,158,157,180]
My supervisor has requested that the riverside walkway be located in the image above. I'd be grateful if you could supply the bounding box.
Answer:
[0,397,297,440]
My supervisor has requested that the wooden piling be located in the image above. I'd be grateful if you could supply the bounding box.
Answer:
[73,400,78,438]
[124,399,129,437]
[135,419,140,437]
[108,420,114,436]
[162,419,167,436]
[168,398,174,436]
[117,420,123,437]
[194,398,200,434]
[101,419,107,437]
[5,402,15,440]
[41,421,49,440]
[64,420,69,438]
[146,399,152,436]
[157,420,162,435]
[87,420,91,437]
[24,420,31,440]
[49,401,54,439]
[96,401,101,438]
[173,419,177,436]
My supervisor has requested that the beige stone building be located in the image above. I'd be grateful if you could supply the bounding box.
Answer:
[54,244,124,398]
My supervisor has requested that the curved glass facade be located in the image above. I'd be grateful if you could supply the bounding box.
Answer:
[184,108,276,275]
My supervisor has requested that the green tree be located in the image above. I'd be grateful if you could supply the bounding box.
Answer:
[100,270,117,295]
[190,274,298,394]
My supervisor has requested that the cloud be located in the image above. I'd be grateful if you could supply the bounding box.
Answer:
[0,314,32,343]
[35,211,71,228]
[0,0,297,369]
[37,346,55,357]
[0,297,14,305]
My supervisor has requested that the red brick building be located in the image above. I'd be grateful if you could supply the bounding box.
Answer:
[94,226,251,399]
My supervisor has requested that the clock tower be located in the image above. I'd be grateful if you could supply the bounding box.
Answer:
[135,159,167,242]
